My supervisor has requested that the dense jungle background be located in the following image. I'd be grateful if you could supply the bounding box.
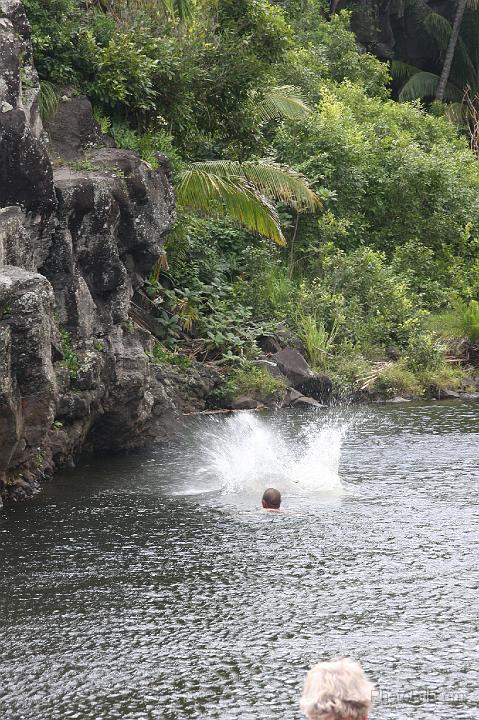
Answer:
[24,0,479,402]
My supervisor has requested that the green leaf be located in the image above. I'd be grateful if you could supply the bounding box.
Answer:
[398,71,463,102]
[188,160,321,212]
[255,85,312,122]
[176,167,287,245]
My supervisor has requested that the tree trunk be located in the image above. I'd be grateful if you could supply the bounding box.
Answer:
[435,0,467,101]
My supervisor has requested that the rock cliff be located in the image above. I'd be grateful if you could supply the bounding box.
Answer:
[0,0,218,505]
[335,0,452,63]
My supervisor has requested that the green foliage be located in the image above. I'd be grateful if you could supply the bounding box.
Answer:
[218,363,287,402]
[418,364,464,397]
[391,1,479,104]
[403,332,448,372]
[372,363,423,399]
[111,124,183,174]
[146,265,265,360]
[39,80,59,122]
[25,0,479,397]
[149,344,192,369]
[276,82,479,266]
[455,300,479,342]
[59,328,79,379]
[177,160,320,244]
[371,345,463,399]
[255,85,312,122]
[34,451,45,469]
[23,0,81,84]
[295,244,424,351]
[296,313,339,372]
[430,300,479,342]
[80,29,161,115]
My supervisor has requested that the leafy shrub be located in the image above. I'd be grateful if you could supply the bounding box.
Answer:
[218,363,287,402]
[326,348,371,394]
[404,332,447,372]
[418,365,464,397]
[275,82,479,264]
[295,244,424,351]
[372,363,423,398]
[59,328,79,379]
[111,124,183,174]
[149,344,192,369]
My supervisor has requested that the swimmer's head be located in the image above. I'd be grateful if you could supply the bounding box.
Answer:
[262,487,281,510]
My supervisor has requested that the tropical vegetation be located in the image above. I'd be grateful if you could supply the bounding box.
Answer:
[24,0,479,401]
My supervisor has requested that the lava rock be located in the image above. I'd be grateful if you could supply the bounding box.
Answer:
[296,374,333,403]
[435,389,462,400]
[45,95,104,161]
[292,395,324,409]
[230,396,259,410]
[281,388,303,407]
[0,267,57,471]
[272,347,315,387]
[256,334,282,355]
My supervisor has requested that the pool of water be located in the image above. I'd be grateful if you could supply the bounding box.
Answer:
[0,401,478,719]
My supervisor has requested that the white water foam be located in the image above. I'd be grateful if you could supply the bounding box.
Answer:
[186,410,350,496]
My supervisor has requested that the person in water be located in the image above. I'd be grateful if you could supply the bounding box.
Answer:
[262,487,281,511]
[300,658,374,720]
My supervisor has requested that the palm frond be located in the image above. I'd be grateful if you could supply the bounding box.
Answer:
[189,160,321,212]
[398,71,463,102]
[256,86,312,122]
[390,61,421,80]
[176,169,286,245]
[423,11,451,51]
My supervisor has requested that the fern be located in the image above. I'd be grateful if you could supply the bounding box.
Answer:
[423,11,451,51]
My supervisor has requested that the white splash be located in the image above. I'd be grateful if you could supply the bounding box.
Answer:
[191,410,349,496]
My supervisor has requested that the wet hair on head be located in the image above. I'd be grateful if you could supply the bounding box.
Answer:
[262,488,281,509]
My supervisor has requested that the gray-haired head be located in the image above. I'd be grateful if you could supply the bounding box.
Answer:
[300,659,374,720]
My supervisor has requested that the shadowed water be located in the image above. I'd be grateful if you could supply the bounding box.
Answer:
[0,402,478,719]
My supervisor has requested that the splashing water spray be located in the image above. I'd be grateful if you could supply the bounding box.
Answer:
[176,409,353,496]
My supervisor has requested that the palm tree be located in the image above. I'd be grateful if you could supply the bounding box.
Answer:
[436,0,468,101]
[176,87,317,246]
[393,0,479,103]
[176,160,321,246]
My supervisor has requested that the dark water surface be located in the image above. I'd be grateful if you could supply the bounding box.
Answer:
[1,402,478,720]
